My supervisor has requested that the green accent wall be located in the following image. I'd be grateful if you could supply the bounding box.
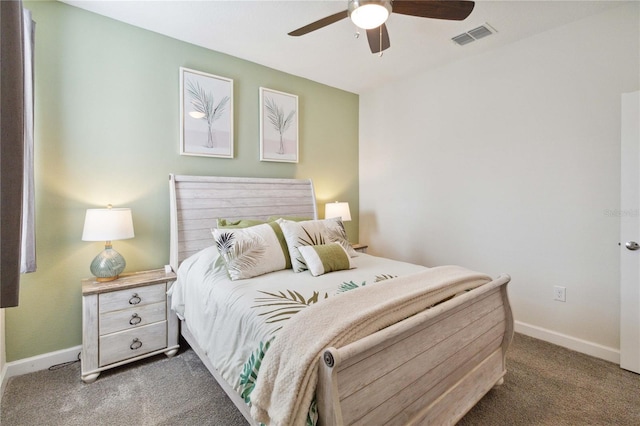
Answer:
[7,1,358,362]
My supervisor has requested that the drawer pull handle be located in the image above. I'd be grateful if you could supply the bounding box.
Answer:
[129,314,142,325]
[130,338,142,350]
[129,294,141,305]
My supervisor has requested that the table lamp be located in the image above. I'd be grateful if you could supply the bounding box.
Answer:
[325,201,351,221]
[82,205,134,282]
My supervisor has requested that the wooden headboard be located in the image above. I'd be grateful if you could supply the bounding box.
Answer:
[169,174,318,269]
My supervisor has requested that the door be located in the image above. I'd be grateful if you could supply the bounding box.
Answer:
[620,90,640,373]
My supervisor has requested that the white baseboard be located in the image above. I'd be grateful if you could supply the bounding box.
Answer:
[515,320,620,364]
[4,345,82,380]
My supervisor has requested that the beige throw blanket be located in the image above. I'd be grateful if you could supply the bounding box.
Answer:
[249,265,492,426]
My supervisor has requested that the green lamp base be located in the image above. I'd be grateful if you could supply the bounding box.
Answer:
[90,244,126,282]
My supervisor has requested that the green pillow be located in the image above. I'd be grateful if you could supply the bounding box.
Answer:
[267,216,311,222]
[217,218,266,229]
[297,243,354,277]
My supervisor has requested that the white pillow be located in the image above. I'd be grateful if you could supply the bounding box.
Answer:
[211,223,288,280]
[279,217,358,273]
[298,243,354,277]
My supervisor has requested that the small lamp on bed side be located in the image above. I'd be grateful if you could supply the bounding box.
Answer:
[82,205,134,282]
[325,201,351,222]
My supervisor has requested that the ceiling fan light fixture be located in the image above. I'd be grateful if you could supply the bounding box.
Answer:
[348,0,391,30]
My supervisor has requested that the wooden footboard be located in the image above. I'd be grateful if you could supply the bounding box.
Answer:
[316,274,513,426]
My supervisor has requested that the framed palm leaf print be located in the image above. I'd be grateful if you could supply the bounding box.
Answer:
[180,67,233,158]
[259,87,298,163]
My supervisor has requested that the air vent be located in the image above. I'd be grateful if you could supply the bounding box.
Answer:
[452,23,496,46]
[451,33,475,46]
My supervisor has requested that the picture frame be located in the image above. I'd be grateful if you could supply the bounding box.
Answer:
[259,87,299,163]
[180,67,233,158]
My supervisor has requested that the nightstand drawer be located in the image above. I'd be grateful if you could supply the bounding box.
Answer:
[99,301,166,335]
[99,283,166,314]
[99,321,167,367]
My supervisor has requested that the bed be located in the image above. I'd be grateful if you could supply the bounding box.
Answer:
[167,174,513,425]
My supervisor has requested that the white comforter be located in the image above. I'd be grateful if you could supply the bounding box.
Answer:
[169,246,428,398]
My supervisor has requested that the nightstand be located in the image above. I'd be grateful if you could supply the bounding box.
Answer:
[81,269,179,383]
[352,243,368,253]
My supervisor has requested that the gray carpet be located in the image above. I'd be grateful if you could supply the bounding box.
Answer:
[1,333,638,425]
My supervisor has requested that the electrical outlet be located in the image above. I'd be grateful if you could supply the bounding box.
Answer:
[553,286,566,302]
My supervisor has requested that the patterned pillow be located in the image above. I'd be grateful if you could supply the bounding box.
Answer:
[298,243,354,277]
[211,223,289,280]
[279,218,358,273]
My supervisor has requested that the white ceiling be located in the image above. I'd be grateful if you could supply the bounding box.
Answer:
[62,0,625,94]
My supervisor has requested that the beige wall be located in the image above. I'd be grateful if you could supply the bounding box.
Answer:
[359,3,639,356]
[6,1,359,362]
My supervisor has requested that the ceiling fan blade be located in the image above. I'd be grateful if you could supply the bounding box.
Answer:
[288,10,349,36]
[366,24,391,54]
[392,0,475,21]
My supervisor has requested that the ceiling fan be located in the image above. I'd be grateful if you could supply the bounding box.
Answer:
[288,0,475,55]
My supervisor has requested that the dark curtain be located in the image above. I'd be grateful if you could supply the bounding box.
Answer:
[0,0,25,308]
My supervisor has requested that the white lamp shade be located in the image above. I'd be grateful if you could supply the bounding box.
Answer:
[349,1,391,30]
[82,208,135,241]
[325,202,352,222]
